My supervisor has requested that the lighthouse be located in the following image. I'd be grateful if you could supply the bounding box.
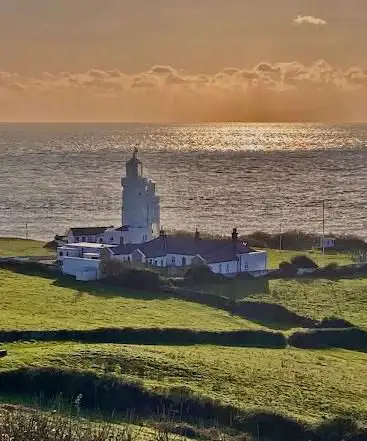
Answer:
[121,148,160,243]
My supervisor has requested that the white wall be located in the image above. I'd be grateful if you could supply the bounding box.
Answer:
[146,256,167,267]
[67,231,105,244]
[103,227,152,245]
[62,257,102,280]
[166,254,194,267]
[239,251,267,272]
[113,254,133,263]
[209,260,238,274]
[57,247,81,261]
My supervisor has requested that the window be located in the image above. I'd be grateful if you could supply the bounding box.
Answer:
[99,238,103,243]
[110,237,114,242]
[154,260,158,266]
[182,257,186,267]
[244,261,249,270]
[226,264,230,273]
[218,264,222,273]
[82,237,86,242]
[143,235,147,242]
[172,256,176,265]
[59,251,63,257]
[160,260,164,267]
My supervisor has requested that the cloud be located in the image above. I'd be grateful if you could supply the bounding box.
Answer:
[1,60,367,122]
[294,15,327,26]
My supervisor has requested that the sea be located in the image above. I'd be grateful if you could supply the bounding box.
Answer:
[0,123,366,241]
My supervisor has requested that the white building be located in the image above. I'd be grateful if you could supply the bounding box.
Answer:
[66,227,110,244]
[59,150,267,280]
[64,149,160,247]
[109,228,267,276]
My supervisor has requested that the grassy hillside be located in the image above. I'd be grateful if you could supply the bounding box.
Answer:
[0,238,54,257]
[1,243,366,436]
[248,278,367,329]
[1,342,366,423]
[0,269,259,331]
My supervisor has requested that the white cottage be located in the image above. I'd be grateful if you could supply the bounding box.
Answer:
[110,228,267,276]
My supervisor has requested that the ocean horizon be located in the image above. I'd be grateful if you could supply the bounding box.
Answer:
[0,122,366,241]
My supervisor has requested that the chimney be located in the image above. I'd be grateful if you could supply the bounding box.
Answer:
[232,228,238,242]
[232,228,238,255]
[194,228,200,241]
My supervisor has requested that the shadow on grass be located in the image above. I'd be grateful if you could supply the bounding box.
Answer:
[2,263,352,332]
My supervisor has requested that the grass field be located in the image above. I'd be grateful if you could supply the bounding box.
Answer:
[0,238,54,257]
[248,278,367,329]
[1,342,366,423]
[0,269,260,331]
[1,238,366,433]
[265,248,353,269]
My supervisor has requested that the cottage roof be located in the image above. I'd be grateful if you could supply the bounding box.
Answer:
[110,243,141,255]
[69,227,109,236]
[112,235,254,263]
[114,226,130,232]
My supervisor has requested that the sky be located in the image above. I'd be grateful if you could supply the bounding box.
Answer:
[0,0,367,122]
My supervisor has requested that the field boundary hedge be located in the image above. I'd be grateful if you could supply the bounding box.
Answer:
[288,328,367,352]
[1,366,361,441]
[0,327,287,348]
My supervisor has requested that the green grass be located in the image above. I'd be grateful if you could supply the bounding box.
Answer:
[0,238,54,257]
[1,342,366,423]
[247,278,367,329]
[265,248,353,269]
[0,269,260,331]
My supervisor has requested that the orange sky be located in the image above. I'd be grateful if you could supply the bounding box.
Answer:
[1,0,366,122]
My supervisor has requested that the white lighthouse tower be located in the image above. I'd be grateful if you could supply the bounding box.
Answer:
[120,148,160,244]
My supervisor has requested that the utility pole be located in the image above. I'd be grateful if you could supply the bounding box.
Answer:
[322,200,325,256]
[25,222,28,240]
[279,205,283,251]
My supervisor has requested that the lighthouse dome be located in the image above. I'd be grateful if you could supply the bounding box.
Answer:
[126,147,143,177]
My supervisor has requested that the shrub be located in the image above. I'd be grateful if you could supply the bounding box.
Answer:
[0,405,139,441]
[316,317,355,329]
[278,261,298,276]
[291,255,318,269]
[123,269,161,291]
[288,328,367,352]
[185,264,226,284]
[313,417,360,441]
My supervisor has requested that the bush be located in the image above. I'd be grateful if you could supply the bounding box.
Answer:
[279,261,298,276]
[291,255,318,269]
[316,317,355,329]
[313,417,360,441]
[0,406,138,441]
[123,269,161,291]
[185,264,226,284]
[288,328,367,352]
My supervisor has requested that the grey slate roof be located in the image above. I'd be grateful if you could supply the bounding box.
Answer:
[70,227,109,236]
[112,235,254,264]
[110,243,140,255]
